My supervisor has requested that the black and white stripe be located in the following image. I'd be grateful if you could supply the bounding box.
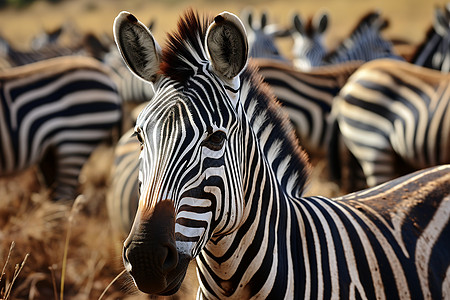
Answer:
[112,10,450,299]
[411,4,450,72]
[0,56,122,200]
[255,58,361,158]
[330,58,450,188]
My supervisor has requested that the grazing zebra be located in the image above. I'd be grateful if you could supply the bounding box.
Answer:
[411,4,450,72]
[330,58,450,189]
[323,10,403,65]
[241,9,291,62]
[290,10,329,70]
[0,56,122,200]
[113,10,450,299]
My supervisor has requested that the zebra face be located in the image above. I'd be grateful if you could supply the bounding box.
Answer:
[114,10,248,295]
[291,11,328,70]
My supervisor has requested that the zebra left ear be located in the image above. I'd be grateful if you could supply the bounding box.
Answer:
[205,11,248,80]
[113,11,162,83]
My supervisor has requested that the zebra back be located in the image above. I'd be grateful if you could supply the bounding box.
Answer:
[323,10,403,65]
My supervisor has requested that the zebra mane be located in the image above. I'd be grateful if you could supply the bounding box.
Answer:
[160,10,311,197]
[242,61,311,197]
[160,9,210,82]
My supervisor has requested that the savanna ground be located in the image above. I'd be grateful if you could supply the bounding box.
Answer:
[0,0,446,299]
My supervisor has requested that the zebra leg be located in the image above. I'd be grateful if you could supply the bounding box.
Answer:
[51,144,97,201]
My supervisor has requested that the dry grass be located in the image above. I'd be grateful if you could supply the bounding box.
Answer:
[0,146,199,299]
[0,0,445,298]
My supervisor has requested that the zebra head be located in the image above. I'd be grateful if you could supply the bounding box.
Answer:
[114,10,249,295]
[290,11,329,70]
[241,9,290,61]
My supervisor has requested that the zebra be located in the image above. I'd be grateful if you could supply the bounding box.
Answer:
[241,9,291,62]
[330,58,450,189]
[290,10,329,70]
[0,56,122,200]
[411,4,450,72]
[322,10,403,65]
[113,10,450,298]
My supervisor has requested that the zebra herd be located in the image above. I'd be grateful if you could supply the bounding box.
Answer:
[0,4,449,299]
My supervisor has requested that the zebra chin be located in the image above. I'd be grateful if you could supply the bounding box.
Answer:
[122,199,192,295]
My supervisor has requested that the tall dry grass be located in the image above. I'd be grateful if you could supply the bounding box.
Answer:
[0,145,198,299]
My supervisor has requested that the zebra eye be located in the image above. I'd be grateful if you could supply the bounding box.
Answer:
[133,128,144,149]
[201,130,227,151]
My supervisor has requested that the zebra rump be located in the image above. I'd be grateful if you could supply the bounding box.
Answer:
[330,58,450,190]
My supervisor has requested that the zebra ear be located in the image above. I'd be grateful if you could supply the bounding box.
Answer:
[113,11,162,83]
[205,11,249,80]
[292,14,305,35]
[313,11,329,35]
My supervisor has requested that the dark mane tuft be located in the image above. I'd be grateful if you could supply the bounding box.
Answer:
[244,61,311,197]
[160,9,211,82]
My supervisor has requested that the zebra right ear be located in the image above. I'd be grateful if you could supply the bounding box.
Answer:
[113,11,162,83]
[205,12,249,80]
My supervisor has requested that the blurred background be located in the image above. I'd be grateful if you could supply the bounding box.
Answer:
[0,0,445,54]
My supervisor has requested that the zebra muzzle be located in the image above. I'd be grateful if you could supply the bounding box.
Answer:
[122,199,189,295]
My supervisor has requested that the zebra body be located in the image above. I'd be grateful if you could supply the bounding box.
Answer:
[331,58,450,188]
[0,56,122,199]
[113,10,450,299]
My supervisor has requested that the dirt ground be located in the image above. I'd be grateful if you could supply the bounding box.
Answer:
[0,0,447,299]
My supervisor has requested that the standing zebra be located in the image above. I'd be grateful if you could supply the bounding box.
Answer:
[113,10,450,299]
[106,10,403,235]
[330,58,450,189]
[0,56,122,200]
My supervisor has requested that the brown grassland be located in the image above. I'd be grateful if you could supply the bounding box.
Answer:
[0,0,447,299]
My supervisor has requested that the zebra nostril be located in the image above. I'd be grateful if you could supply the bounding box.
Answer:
[162,243,178,273]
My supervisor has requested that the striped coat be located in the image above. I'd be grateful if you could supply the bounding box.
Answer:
[0,56,122,199]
